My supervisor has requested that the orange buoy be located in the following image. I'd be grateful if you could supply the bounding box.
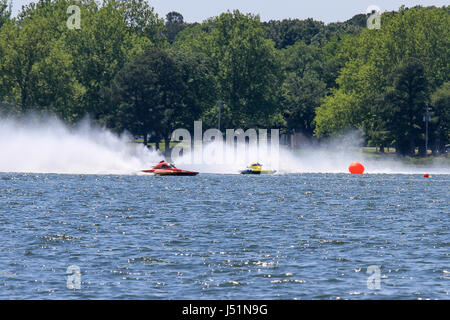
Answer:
[424,173,430,178]
[349,161,365,174]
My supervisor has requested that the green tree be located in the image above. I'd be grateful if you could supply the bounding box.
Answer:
[0,9,82,119]
[281,41,327,136]
[430,81,450,154]
[120,0,165,44]
[263,18,324,49]
[108,48,215,154]
[191,11,284,129]
[108,48,181,148]
[169,49,217,131]
[0,0,163,122]
[0,0,10,112]
[311,14,366,45]
[165,11,186,44]
[0,0,10,29]
[314,6,449,155]
[380,59,429,156]
[63,0,158,120]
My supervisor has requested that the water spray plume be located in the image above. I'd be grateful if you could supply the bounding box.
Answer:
[0,116,448,175]
[0,116,161,174]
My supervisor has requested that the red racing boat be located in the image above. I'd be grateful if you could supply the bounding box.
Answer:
[142,161,199,176]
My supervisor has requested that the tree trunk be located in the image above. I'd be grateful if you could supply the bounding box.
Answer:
[434,132,443,155]
[164,138,171,159]
[143,134,148,148]
[396,141,408,156]
[418,144,426,157]
[409,139,417,156]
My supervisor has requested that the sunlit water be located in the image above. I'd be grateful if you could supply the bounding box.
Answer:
[0,173,448,299]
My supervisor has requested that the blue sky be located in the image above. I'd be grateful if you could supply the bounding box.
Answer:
[11,0,449,23]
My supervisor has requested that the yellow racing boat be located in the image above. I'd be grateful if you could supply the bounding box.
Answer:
[240,163,276,175]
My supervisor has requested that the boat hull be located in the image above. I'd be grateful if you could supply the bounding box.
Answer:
[240,169,276,175]
[154,170,198,176]
[142,169,198,176]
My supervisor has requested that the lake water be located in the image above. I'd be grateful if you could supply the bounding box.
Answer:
[0,172,448,299]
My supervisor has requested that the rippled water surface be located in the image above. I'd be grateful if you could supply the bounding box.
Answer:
[0,173,448,299]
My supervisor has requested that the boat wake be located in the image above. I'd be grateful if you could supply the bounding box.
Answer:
[0,116,448,175]
[0,116,161,175]
[174,139,450,175]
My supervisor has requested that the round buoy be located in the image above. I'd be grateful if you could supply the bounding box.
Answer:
[424,173,430,178]
[349,162,365,174]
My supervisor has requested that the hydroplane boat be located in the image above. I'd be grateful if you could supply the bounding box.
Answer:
[142,161,199,176]
[240,163,276,175]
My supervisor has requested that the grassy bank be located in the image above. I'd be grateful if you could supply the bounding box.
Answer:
[361,147,450,165]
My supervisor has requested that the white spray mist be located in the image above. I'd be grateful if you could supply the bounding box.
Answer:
[0,116,161,174]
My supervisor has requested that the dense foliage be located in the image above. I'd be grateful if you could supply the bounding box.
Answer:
[314,6,450,154]
[0,1,448,156]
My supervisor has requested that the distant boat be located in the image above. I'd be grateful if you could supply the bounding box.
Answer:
[240,163,276,175]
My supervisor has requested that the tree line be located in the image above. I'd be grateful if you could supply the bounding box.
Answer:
[0,0,448,156]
